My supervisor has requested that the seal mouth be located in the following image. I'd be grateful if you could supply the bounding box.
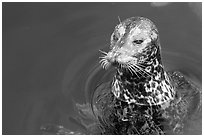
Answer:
[99,49,141,74]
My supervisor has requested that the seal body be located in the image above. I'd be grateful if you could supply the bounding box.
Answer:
[96,17,201,134]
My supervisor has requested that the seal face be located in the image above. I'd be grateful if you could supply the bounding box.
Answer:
[106,17,158,67]
[100,17,175,106]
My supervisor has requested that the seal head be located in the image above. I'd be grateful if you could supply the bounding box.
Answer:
[100,17,159,70]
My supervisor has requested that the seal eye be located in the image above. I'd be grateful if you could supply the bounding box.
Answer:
[133,40,143,44]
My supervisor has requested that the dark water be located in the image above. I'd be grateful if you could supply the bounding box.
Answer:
[2,2,201,134]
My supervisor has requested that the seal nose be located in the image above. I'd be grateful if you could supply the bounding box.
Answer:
[106,50,121,64]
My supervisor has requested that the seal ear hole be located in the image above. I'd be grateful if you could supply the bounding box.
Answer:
[133,40,144,44]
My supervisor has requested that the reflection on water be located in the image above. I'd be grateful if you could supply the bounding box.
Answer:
[3,2,201,134]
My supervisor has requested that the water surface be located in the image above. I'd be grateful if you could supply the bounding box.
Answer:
[2,2,201,134]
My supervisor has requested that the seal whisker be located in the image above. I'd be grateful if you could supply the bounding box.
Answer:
[137,63,154,76]
[102,61,107,69]
[100,61,106,69]
[135,65,152,77]
[127,63,136,73]
[136,66,150,77]
[130,63,149,78]
[99,49,108,55]
[100,60,107,69]
[126,64,134,76]
[127,63,140,78]
[128,63,141,74]
[136,63,146,68]
[129,66,139,78]
[99,59,105,63]
[118,16,122,24]
[99,56,107,59]
[99,58,106,63]
[102,59,110,70]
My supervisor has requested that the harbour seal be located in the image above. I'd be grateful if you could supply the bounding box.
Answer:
[94,16,201,134]
[100,16,174,106]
